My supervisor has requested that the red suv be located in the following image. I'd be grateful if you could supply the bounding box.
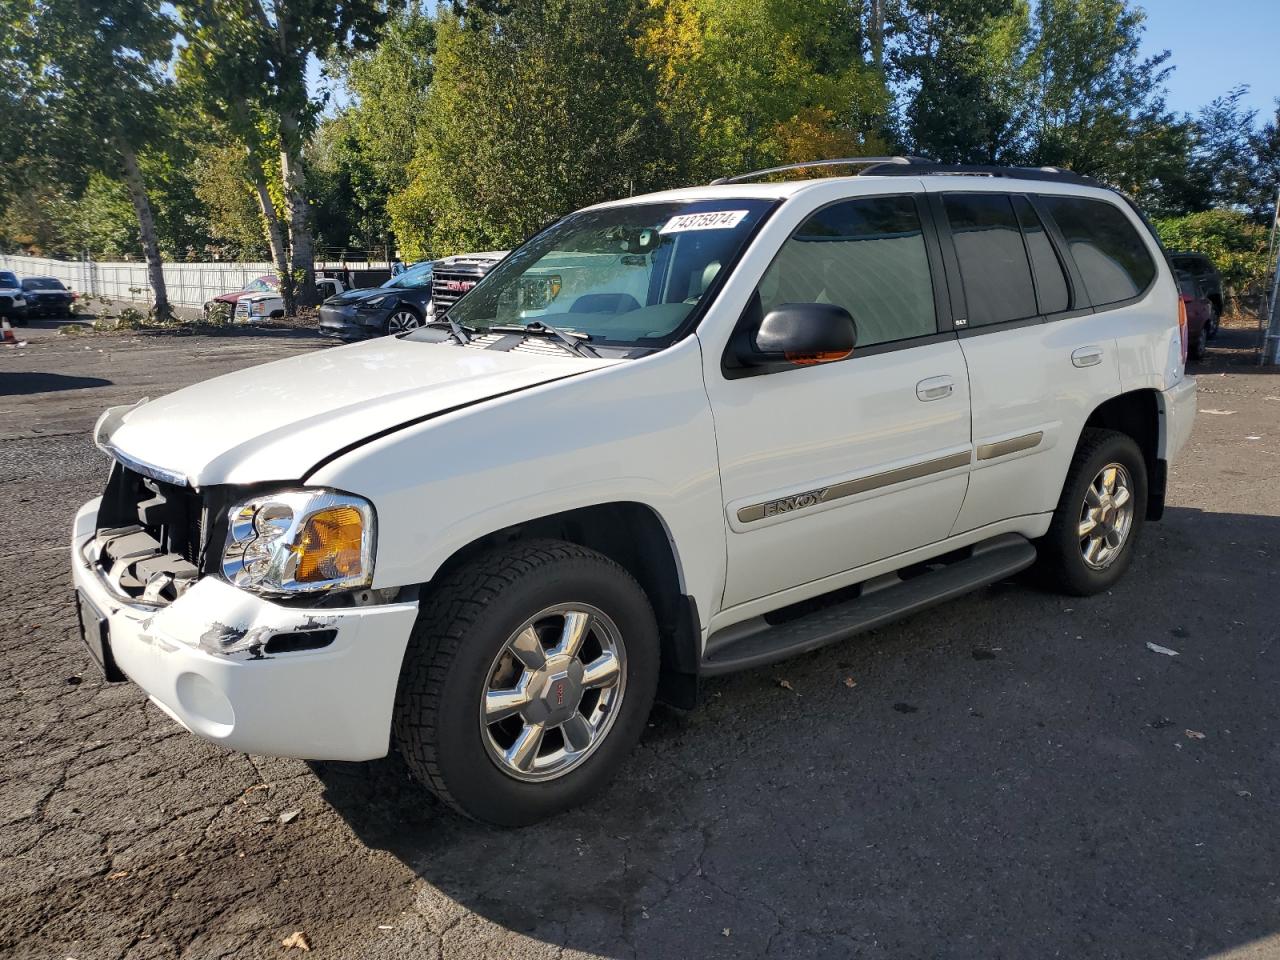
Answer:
[204,276,277,318]
[1177,271,1212,362]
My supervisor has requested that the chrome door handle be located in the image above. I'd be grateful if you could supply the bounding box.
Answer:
[1071,346,1104,368]
[916,375,954,401]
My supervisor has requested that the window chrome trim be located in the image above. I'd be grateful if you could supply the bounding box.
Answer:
[736,450,972,524]
[976,431,1043,461]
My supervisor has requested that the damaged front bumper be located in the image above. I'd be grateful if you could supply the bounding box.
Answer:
[71,497,419,761]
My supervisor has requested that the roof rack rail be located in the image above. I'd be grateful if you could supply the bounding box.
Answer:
[856,160,1106,188]
[709,156,934,185]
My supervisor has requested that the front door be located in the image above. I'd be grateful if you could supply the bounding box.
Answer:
[702,193,973,611]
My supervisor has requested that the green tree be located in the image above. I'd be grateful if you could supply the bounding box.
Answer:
[176,0,386,304]
[889,0,1032,163]
[192,147,273,260]
[1021,0,1191,204]
[643,0,890,181]
[1248,101,1280,223]
[5,0,177,315]
[1155,209,1271,303]
[392,0,666,258]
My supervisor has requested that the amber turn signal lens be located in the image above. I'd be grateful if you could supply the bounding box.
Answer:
[293,505,365,583]
[785,349,853,366]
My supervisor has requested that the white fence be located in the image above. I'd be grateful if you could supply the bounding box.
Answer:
[0,254,388,309]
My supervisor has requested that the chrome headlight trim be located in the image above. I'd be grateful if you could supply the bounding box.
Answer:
[221,489,376,596]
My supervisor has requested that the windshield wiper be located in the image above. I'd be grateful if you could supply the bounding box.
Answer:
[426,316,474,346]
[491,321,601,359]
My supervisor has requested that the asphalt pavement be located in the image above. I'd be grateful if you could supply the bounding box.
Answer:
[2,322,1278,959]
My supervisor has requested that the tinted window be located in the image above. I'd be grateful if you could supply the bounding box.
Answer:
[22,278,64,290]
[944,194,1038,326]
[1040,196,1156,306]
[0,272,17,287]
[1013,197,1070,314]
[756,195,936,348]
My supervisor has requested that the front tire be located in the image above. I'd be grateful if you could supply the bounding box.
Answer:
[1036,429,1147,596]
[384,306,422,335]
[394,540,659,826]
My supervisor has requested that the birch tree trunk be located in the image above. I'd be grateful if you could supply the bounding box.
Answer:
[278,106,317,307]
[116,139,170,321]
[244,146,294,315]
[869,0,885,70]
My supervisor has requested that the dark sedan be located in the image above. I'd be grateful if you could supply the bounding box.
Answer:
[318,261,434,340]
[21,276,75,318]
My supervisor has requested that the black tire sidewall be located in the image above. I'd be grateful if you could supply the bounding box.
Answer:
[1044,432,1147,596]
[410,552,659,825]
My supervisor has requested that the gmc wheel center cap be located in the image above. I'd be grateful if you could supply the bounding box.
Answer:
[528,657,584,725]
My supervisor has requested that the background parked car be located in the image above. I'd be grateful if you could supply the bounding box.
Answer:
[0,271,27,324]
[204,275,278,319]
[234,276,347,322]
[21,276,74,318]
[318,260,437,339]
[1170,251,1222,337]
[1177,270,1212,361]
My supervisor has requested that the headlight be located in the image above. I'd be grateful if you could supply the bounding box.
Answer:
[221,490,375,595]
[360,294,394,309]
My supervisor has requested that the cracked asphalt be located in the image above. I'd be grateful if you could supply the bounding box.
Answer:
[2,320,1279,959]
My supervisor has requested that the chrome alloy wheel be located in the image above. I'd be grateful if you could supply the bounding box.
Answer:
[1078,463,1135,570]
[387,309,422,333]
[480,604,626,782]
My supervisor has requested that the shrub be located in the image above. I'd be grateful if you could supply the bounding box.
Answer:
[1154,209,1271,299]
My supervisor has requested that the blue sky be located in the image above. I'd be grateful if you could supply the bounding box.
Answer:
[1138,0,1278,119]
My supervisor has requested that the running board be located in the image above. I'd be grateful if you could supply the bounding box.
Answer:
[700,534,1037,676]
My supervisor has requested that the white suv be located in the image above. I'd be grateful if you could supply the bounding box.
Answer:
[72,159,1196,825]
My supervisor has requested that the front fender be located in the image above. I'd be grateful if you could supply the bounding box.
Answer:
[308,338,727,626]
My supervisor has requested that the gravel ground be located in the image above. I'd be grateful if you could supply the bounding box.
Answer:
[2,323,1278,959]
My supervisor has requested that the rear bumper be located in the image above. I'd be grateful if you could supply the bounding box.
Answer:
[1160,375,1197,463]
[71,498,419,761]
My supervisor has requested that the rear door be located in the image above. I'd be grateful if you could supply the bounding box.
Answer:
[930,187,1126,534]
[702,191,973,610]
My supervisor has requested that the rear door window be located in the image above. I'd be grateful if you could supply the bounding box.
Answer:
[1039,196,1156,306]
[1013,197,1070,315]
[755,195,938,348]
[942,193,1038,327]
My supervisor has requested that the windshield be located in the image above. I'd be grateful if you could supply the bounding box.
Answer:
[384,262,433,289]
[0,272,17,287]
[443,199,774,345]
[22,278,65,291]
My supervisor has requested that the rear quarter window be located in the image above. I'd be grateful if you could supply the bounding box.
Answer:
[1040,196,1157,307]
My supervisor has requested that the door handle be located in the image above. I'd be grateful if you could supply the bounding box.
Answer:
[1071,346,1104,368]
[916,375,954,402]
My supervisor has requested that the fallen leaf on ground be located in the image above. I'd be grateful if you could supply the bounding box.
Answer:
[278,809,301,824]
[107,871,129,880]
[776,679,794,691]
[893,702,919,714]
[281,931,311,952]
[1200,409,1236,415]
[843,676,856,688]
[723,928,731,937]
[1185,729,1206,740]
[1146,642,1180,657]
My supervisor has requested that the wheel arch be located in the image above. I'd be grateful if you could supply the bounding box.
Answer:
[1081,389,1164,519]
[421,501,702,707]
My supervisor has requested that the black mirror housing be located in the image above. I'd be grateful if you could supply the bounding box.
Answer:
[736,302,857,371]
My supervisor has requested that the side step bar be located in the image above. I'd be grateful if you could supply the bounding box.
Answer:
[700,534,1037,676]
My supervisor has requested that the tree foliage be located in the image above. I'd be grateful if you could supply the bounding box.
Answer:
[1155,209,1272,297]
[390,0,666,258]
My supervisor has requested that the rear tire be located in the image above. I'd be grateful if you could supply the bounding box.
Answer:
[394,539,659,826]
[1189,322,1208,361]
[1036,429,1147,596]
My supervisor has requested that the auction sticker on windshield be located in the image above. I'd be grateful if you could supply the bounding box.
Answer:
[660,210,750,233]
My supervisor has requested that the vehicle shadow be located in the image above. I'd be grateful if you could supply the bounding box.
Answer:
[313,504,1280,958]
[0,372,112,396]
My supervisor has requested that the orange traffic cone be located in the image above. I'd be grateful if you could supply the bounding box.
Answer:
[1,318,17,345]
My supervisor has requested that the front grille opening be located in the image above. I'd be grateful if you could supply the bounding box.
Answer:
[93,463,207,603]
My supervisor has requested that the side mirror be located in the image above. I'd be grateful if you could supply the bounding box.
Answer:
[736,302,857,370]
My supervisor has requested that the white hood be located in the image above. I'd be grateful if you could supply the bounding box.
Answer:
[104,337,612,487]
